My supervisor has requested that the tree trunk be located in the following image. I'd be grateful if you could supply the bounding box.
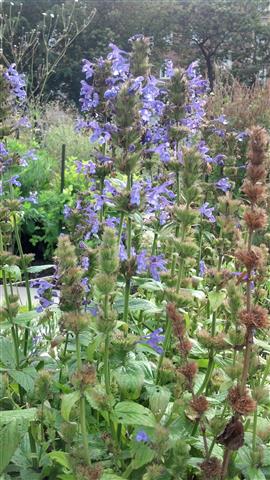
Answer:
[205,55,214,91]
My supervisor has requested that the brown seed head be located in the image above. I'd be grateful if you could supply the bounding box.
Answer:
[197,329,228,350]
[242,180,266,204]
[248,126,269,165]
[179,338,193,356]
[166,303,185,338]
[228,385,257,415]
[235,246,265,271]
[179,361,198,384]
[239,305,269,329]
[200,456,222,479]
[244,208,267,231]
[217,415,244,450]
[190,395,208,416]
[247,164,267,183]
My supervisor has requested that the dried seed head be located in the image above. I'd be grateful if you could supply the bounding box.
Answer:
[247,164,267,183]
[217,416,244,450]
[60,312,90,334]
[239,305,269,329]
[71,363,96,389]
[242,180,266,204]
[75,462,103,480]
[167,303,185,338]
[180,338,193,355]
[235,245,265,271]
[179,361,198,385]
[228,385,257,415]
[200,456,222,479]
[190,395,208,416]
[197,329,228,350]
[248,126,269,166]
[243,208,267,231]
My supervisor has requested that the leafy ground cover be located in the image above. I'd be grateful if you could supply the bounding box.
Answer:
[1,37,270,480]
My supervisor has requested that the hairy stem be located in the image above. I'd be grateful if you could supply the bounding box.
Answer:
[76,333,90,465]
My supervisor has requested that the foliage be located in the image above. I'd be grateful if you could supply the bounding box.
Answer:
[1,33,270,480]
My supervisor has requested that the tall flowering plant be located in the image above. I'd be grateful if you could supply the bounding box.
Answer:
[2,38,270,480]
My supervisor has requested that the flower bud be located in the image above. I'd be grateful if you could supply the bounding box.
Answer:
[34,370,52,402]
[95,273,115,295]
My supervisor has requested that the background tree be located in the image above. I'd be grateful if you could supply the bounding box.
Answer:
[1,0,96,101]
[1,0,270,101]
[170,0,270,90]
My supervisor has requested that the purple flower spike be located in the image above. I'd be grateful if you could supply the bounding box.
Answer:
[200,202,216,223]
[216,177,231,193]
[199,260,206,277]
[139,327,165,354]
[130,182,141,207]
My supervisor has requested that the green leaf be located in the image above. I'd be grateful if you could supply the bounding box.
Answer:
[26,264,54,273]
[113,401,157,427]
[0,338,16,368]
[114,298,162,314]
[0,408,37,426]
[208,290,226,312]
[245,468,266,480]
[61,391,80,421]
[8,369,35,393]
[101,472,125,480]
[0,419,27,474]
[48,451,71,470]
[2,265,21,281]
[15,311,39,326]
[131,441,155,470]
[134,277,164,292]
[178,288,206,301]
[0,408,37,474]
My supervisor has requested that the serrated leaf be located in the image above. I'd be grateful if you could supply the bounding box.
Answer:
[0,409,36,474]
[245,468,266,480]
[131,441,155,470]
[0,408,37,426]
[8,369,35,393]
[113,401,157,427]
[0,338,16,368]
[0,419,27,474]
[26,264,54,273]
[61,391,80,421]
[48,451,71,469]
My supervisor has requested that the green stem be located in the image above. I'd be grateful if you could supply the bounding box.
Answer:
[151,232,158,255]
[252,407,258,465]
[126,216,132,258]
[28,429,38,470]
[123,462,134,479]
[176,257,184,292]
[12,213,33,357]
[76,333,90,465]
[118,212,124,245]
[123,279,131,326]
[59,332,69,383]
[104,295,110,395]
[156,316,172,384]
